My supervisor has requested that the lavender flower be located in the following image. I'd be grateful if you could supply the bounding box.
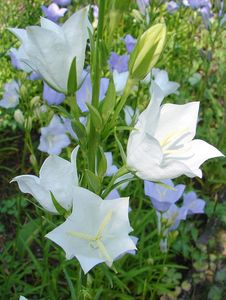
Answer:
[183,191,205,215]
[105,189,120,200]
[105,152,118,176]
[167,1,179,13]
[137,0,150,15]
[8,47,31,72]
[76,70,109,112]
[0,80,20,108]
[41,3,67,23]
[28,72,42,81]
[109,52,129,73]
[52,0,71,6]
[43,82,65,105]
[38,115,70,155]
[144,179,185,212]
[124,35,136,53]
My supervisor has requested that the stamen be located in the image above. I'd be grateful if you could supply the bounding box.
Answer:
[67,231,95,241]
[96,210,113,239]
[96,240,113,265]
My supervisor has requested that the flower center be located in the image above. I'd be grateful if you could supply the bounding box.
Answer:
[67,210,113,265]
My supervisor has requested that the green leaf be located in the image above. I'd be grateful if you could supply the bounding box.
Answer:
[51,192,68,217]
[86,102,103,132]
[71,118,87,142]
[85,169,101,194]
[114,129,126,164]
[67,56,77,95]
[101,79,116,124]
[97,146,107,178]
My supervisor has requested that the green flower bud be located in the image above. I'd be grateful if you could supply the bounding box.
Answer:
[14,109,24,126]
[129,23,166,80]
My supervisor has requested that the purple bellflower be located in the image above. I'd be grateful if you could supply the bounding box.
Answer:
[137,0,150,15]
[167,1,180,13]
[0,80,20,109]
[109,52,129,73]
[52,0,71,6]
[144,179,185,212]
[43,82,65,105]
[76,70,109,112]
[105,152,118,176]
[124,35,137,53]
[183,191,205,215]
[38,115,70,155]
[41,3,67,23]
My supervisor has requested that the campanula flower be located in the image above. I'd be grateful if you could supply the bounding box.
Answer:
[12,146,79,213]
[9,7,91,94]
[183,191,205,215]
[52,0,71,7]
[46,187,137,273]
[136,0,150,15]
[126,82,224,181]
[167,1,180,13]
[105,189,120,200]
[124,35,136,53]
[144,179,185,211]
[0,80,20,108]
[124,105,139,126]
[76,70,109,112]
[109,52,129,73]
[43,82,65,105]
[105,152,118,176]
[113,70,129,95]
[41,3,67,23]
[38,115,70,155]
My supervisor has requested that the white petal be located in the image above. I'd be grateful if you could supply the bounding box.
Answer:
[40,17,62,34]
[184,139,224,171]
[155,102,200,143]
[104,236,137,261]
[113,70,129,95]
[137,81,165,135]
[11,175,56,213]
[40,155,77,210]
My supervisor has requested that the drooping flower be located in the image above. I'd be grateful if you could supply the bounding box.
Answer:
[9,7,91,94]
[126,82,224,181]
[52,0,71,6]
[144,179,185,211]
[167,1,180,13]
[11,146,79,213]
[43,82,65,105]
[0,80,20,108]
[76,70,109,112]
[38,115,70,155]
[183,191,205,215]
[46,187,137,273]
[109,52,129,73]
[41,3,67,23]
[124,34,136,53]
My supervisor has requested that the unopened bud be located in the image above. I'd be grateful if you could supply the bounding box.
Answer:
[24,116,33,131]
[14,109,24,126]
[30,154,37,168]
[129,23,166,80]
[30,96,41,108]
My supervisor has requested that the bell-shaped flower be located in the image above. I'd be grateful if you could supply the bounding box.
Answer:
[113,70,129,95]
[43,82,65,105]
[11,146,79,213]
[41,3,67,23]
[46,187,137,273]
[53,0,71,6]
[144,179,185,211]
[183,191,205,215]
[38,115,71,155]
[109,52,129,73]
[124,34,137,54]
[9,7,92,94]
[0,80,20,108]
[126,82,224,181]
[105,152,118,176]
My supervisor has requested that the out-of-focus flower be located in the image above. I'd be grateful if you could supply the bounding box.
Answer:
[41,3,67,22]
[76,70,109,112]
[0,80,20,108]
[126,82,224,181]
[124,105,139,126]
[150,68,180,97]
[43,82,65,105]
[9,7,91,94]
[124,35,137,53]
[109,52,129,73]
[183,191,205,215]
[167,1,179,13]
[136,0,150,15]
[12,146,79,213]
[19,296,28,300]
[28,71,42,81]
[46,187,137,273]
[113,70,129,95]
[38,115,70,155]
[105,152,118,176]
[144,179,185,211]
[185,0,211,9]
[129,24,166,80]
[52,0,71,6]
[105,189,120,200]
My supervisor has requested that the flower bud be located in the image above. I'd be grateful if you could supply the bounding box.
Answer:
[30,154,37,168]
[30,96,41,108]
[129,23,166,80]
[14,109,24,126]
[24,116,33,131]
